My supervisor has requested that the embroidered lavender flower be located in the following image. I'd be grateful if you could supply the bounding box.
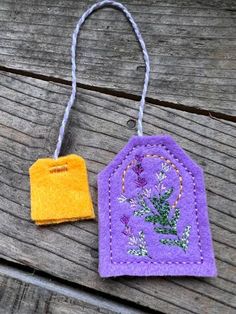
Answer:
[120,215,149,256]
[118,194,128,203]
[132,163,144,175]
[123,225,133,237]
[120,214,130,225]
[135,155,144,162]
[119,159,191,252]
[121,215,133,236]
[135,176,147,188]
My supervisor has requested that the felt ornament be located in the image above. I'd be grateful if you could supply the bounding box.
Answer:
[81,1,219,277]
[30,155,94,225]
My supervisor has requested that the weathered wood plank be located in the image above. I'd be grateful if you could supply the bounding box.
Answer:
[0,270,147,314]
[0,71,235,313]
[0,0,235,115]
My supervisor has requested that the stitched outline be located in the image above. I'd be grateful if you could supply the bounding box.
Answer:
[122,154,183,208]
[108,143,204,265]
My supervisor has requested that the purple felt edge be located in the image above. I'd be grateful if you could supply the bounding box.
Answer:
[98,135,217,278]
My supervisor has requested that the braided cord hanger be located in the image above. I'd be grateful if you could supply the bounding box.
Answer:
[54,0,150,159]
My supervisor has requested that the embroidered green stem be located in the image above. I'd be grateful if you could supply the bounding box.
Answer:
[160,226,191,252]
[145,188,179,232]
[154,227,177,235]
[134,199,151,217]
[118,160,191,252]
[145,187,190,251]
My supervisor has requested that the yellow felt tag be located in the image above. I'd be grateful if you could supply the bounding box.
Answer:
[29,154,95,225]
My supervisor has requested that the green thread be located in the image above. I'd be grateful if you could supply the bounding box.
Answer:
[118,160,191,252]
[160,226,191,252]
[144,187,190,251]
[145,189,177,228]
[154,227,177,235]
[169,208,180,228]
[134,199,151,217]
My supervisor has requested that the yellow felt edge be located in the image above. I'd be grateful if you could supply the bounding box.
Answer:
[34,212,95,225]
[29,154,95,225]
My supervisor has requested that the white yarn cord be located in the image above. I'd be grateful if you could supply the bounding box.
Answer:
[53,0,150,159]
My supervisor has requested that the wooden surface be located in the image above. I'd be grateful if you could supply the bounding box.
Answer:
[0,265,146,314]
[0,1,235,313]
[0,0,236,115]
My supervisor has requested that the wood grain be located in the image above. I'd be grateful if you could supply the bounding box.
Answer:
[0,271,146,314]
[0,0,235,115]
[0,71,235,314]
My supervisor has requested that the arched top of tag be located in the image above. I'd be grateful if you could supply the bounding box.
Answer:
[99,135,202,178]
[98,135,216,277]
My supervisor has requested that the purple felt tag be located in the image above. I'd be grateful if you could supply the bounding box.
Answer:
[98,135,217,277]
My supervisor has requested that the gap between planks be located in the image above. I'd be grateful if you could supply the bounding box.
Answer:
[0,64,235,124]
[0,259,156,314]
[0,70,235,313]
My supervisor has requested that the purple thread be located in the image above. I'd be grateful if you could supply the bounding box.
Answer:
[122,226,133,237]
[135,155,144,162]
[120,215,130,225]
[132,164,144,175]
[135,177,147,188]
[108,143,204,264]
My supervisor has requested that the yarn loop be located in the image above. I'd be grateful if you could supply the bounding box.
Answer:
[54,0,150,159]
